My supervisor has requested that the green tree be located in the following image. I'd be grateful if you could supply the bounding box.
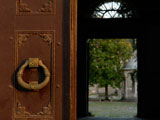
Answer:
[88,39,133,100]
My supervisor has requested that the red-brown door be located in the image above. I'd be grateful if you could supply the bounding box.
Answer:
[0,0,75,119]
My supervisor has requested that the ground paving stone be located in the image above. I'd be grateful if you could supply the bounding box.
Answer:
[78,117,151,120]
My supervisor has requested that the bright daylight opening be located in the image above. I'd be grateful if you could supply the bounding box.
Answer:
[88,38,137,118]
[92,1,132,18]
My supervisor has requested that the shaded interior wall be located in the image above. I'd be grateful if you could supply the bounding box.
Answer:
[137,6,160,119]
[77,0,160,119]
[77,32,89,118]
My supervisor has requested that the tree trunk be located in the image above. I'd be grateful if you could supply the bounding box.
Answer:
[105,84,110,101]
[96,84,101,102]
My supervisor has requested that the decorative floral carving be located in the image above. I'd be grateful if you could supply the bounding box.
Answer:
[37,104,52,115]
[16,102,31,115]
[17,32,53,47]
[16,101,52,116]
[16,0,54,15]
[40,33,52,45]
[18,0,32,13]
[39,1,53,13]
[18,34,31,47]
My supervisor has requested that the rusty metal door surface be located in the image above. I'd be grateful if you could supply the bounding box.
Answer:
[0,0,64,119]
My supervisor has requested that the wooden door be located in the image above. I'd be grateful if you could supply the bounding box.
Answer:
[0,0,77,120]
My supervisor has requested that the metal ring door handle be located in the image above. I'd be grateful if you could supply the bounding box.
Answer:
[17,58,50,90]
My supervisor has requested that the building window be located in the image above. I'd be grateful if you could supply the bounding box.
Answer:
[92,1,133,19]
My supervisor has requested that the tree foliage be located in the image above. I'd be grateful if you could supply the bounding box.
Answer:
[89,39,133,88]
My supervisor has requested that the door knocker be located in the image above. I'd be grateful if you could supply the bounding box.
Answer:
[17,58,50,90]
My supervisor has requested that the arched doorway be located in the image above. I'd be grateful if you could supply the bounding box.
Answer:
[77,0,139,119]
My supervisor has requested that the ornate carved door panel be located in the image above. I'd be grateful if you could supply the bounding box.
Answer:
[0,0,78,119]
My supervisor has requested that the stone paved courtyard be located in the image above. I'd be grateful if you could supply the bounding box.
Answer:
[78,117,149,120]
[89,101,137,118]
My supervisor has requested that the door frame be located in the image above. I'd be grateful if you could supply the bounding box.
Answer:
[69,0,77,120]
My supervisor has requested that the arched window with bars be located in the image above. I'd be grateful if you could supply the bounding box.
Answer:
[92,0,133,18]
